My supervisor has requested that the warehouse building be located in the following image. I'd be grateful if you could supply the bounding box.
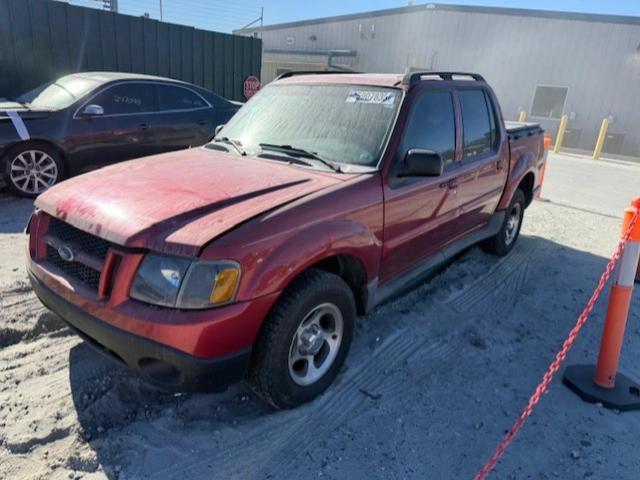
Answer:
[237,3,640,159]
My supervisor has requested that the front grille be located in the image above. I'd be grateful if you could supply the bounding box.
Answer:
[47,245,102,290]
[48,218,112,262]
[44,217,116,292]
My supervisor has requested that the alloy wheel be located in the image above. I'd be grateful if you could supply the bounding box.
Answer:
[9,150,58,195]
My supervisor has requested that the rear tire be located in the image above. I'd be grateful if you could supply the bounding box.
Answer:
[248,269,356,409]
[480,189,525,256]
[2,142,65,198]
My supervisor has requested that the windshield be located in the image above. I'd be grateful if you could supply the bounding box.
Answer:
[17,76,102,109]
[216,83,401,168]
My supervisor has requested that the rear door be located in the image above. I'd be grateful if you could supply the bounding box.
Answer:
[152,83,215,153]
[381,87,461,283]
[452,87,508,237]
[75,81,159,169]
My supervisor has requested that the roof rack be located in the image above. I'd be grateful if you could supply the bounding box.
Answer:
[274,70,360,81]
[401,71,485,86]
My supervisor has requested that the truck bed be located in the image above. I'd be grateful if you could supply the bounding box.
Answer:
[504,121,546,203]
[505,121,543,140]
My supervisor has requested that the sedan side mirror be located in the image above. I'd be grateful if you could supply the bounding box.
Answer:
[214,124,225,136]
[400,149,444,177]
[81,104,104,117]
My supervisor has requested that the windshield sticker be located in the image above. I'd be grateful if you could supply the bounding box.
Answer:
[346,90,396,106]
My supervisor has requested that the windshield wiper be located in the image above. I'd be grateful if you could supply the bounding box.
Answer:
[213,136,246,156]
[258,143,342,173]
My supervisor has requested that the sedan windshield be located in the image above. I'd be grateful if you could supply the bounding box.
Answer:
[216,83,401,168]
[17,76,102,110]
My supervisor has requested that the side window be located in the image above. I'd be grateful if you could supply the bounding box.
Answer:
[90,83,157,115]
[402,90,456,166]
[157,84,208,111]
[484,90,499,150]
[459,89,492,160]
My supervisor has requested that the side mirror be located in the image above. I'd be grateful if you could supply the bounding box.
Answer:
[214,124,225,136]
[400,149,444,177]
[80,104,104,117]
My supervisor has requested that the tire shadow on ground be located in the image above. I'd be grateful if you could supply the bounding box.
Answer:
[64,235,630,479]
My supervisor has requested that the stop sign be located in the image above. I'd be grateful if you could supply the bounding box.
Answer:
[243,75,261,99]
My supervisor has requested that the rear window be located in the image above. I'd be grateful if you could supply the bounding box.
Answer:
[157,84,208,111]
[459,89,492,159]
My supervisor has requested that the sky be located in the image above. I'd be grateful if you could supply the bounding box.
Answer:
[65,0,640,33]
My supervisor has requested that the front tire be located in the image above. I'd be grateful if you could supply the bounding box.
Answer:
[480,189,525,256]
[3,143,65,198]
[248,269,356,409]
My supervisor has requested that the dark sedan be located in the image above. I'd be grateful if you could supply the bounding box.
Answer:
[0,72,240,197]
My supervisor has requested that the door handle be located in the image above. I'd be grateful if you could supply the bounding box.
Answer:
[139,123,150,131]
[197,119,206,126]
[439,178,458,191]
[496,158,505,170]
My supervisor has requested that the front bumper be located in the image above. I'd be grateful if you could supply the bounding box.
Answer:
[30,271,251,391]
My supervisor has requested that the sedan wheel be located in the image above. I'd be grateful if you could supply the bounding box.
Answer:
[9,149,59,196]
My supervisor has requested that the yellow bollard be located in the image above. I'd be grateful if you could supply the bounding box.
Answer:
[593,118,610,160]
[553,114,569,154]
[518,110,527,122]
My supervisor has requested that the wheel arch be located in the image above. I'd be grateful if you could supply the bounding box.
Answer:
[303,254,369,314]
[498,153,536,211]
[517,171,535,207]
[2,139,69,175]
[236,220,380,316]
[1,139,70,196]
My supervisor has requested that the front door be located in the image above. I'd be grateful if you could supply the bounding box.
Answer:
[74,82,159,170]
[380,87,461,284]
[451,88,508,237]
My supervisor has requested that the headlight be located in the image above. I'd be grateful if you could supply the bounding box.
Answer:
[130,254,241,309]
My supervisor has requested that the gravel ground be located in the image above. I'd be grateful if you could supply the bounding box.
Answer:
[0,152,639,479]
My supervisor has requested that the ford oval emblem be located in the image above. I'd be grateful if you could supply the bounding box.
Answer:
[57,245,75,262]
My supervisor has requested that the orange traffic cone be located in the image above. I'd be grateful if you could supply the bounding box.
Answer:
[564,198,640,410]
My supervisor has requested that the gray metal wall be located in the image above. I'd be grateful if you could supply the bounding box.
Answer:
[0,0,262,101]
[241,5,640,157]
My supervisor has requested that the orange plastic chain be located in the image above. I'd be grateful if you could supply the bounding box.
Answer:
[475,206,640,480]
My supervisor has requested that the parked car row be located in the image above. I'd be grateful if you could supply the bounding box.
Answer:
[0,72,240,197]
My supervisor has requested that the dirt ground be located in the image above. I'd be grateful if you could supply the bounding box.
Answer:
[1,152,639,480]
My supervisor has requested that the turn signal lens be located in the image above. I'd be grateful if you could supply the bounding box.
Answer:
[210,267,240,304]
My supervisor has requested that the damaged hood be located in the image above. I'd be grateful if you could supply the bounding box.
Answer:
[36,148,352,256]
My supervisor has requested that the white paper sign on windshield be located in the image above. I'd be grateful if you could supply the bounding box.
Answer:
[346,90,396,106]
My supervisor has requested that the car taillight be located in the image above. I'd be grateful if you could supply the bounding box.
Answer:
[543,134,552,150]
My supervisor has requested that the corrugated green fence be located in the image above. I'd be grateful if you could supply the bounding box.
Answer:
[0,0,262,101]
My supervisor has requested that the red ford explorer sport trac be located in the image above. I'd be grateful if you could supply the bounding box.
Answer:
[26,71,546,408]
